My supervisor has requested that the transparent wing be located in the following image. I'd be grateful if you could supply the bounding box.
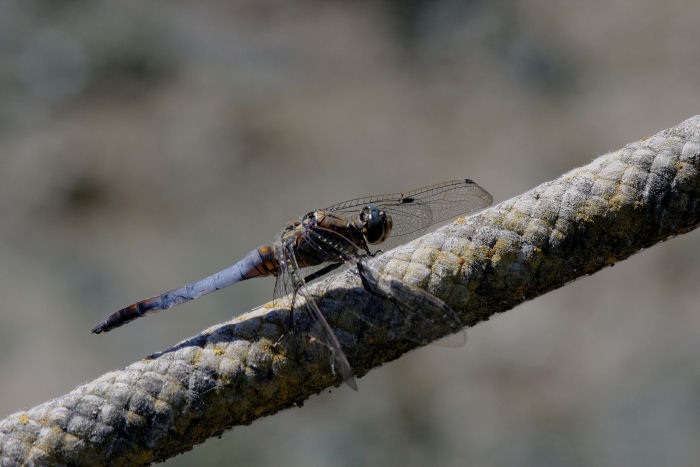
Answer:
[324,179,492,243]
[353,261,466,346]
[272,251,295,309]
[272,252,345,307]
[307,227,465,348]
[276,240,357,389]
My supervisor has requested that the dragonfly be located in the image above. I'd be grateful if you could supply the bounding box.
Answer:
[91,179,492,389]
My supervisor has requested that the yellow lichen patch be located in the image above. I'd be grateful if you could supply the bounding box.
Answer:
[191,351,204,368]
[609,191,634,211]
[465,244,493,262]
[579,199,605,222]
[642,136,650,141]
[264,299,290,310]
[502,210,530,232]
[18,414,29,424]
[492,237,511,254]
[453,217,466,225]
[491,238,520,265]
[214,348,225,356]
[434,250,458,270]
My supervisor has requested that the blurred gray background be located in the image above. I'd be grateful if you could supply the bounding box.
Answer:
[1,1,699,465]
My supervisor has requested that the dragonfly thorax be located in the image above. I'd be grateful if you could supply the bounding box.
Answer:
[357,205,392,245]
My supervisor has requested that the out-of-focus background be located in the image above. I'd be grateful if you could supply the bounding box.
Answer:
[1,1,699,465]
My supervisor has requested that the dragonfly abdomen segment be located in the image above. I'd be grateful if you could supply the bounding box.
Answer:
[90,246,278,334]
[237,245,280,279]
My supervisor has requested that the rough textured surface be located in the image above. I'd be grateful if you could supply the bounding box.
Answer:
[1,116,698,466]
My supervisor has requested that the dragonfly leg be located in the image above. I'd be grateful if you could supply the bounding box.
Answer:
[355,260,410,315]
[355,261,388,300]
[303,262,343,283]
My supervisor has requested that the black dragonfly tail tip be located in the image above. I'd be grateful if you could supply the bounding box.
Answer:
[90,310,126,334]
[91,313,129,334]
[91,302,147,334]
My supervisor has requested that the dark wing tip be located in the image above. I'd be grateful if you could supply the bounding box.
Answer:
[464,178,493,206]
[91,323,106,334]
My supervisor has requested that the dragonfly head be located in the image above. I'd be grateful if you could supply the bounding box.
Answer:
[359,205,392,244]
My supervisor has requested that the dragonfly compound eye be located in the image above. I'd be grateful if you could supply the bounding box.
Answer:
[360,205,392,244]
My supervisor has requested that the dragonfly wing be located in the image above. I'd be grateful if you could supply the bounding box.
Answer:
[355,261,466,346]
[279,241,357,390]
[324,179,492,249]
[272,245,295,308]
[306,228,466,347]
[324,179,491,217]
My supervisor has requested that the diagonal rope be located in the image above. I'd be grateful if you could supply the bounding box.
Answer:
[1,116,698,466]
